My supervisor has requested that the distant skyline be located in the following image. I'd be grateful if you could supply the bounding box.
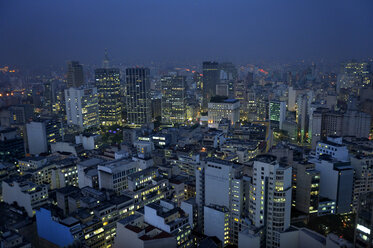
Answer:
[1,0,373,67]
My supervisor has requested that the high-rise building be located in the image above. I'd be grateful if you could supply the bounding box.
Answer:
[125,68,151,126]
[351,155,373,212]
[292,161,320,214]
[43,80,58,113]
[66,61,84,88]
[269,101,286,129]
[26,119,62,155]
[0,127,24,162]
[311,138,354,214]
[337,61,371,93]
[195,158,248,246]
[202,62,220,109]
[220,62,237,98]
[65,87,99,129]
[257,99,269,121]
[9,104,34,125]
[296,91,313,143]
[95,68,122,126]
[246,155,292,248]
[161,74,186,125]
[234,80,249,120]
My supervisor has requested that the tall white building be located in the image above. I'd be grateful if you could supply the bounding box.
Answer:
[65,87,99,129]
[311,137,354,214]
[208,98,240,128]
[196,158,250,246]
[350,155,373,212]
[26,119,61,155]
[245,155,292,248]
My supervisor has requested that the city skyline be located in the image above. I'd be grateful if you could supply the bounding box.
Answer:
[1,1,373,248]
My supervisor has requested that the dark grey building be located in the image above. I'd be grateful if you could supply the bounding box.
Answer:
[67,61,84,88]
[125,68,151,126]
[202,61,220,110]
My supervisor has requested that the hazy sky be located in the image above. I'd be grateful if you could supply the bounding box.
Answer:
[1,0,373,67]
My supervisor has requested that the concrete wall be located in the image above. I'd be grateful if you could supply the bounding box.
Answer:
[205,163,231,208]
[204,206,226,243]
[26,122,47,155]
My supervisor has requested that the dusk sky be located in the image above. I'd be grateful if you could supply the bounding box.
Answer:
[1,0,373,66]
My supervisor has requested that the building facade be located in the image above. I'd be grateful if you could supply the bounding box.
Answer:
[95,68,122,126]
[65,87,99,129]
[125,68,151,126]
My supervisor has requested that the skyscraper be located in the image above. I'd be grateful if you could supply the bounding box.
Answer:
[202,62,220,110]
[95,68,122,126]
[220,62,237,98]
[65,87,99,129]
[337,61,371,93]
[247,155,292,248]
[161,74,186,125]
[125,68,151,126]
[67,61,84,88]
[269,101,286,129]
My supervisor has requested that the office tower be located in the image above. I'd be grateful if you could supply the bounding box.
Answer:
[95,67,122,126]
[245,155,292,248]
[257,99,269,121]
[247,90,257,121]
[194,72,203,91]
[26,119,62,155]
[296,92,313,143]
[202,62,220,109]
[234,80,248,120]
[292,161,320,214]
[161,74,186,125]
[207,96,240,128]
[351,155,373,212]
[64,87,99,129]
[355,192,373,247]
[0,127,24,162]
[337,61,371,93]
[125,68,151,126]
[9,104,34,125]
[151,98,162,120]
[66,61,84,88]
[287,86,298,112]
[43,80,58,113]
[269,101,286,129]
[220,62,237,98]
